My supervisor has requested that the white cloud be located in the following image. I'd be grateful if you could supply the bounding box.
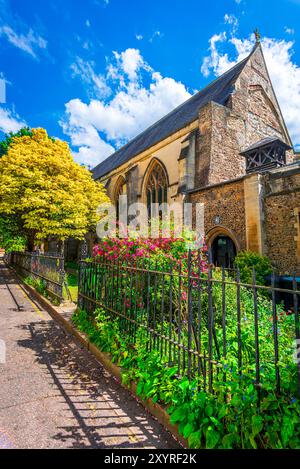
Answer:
[62,48,191,167]
[94,0,109,6]
[71,57,111,98]
[201,32,235,77]
[0,25,47,58]
[114,48,149,81]
[85,19,91,28]
[64,121,115,169]
[149,30,163,43]
[201,32,300,147]
[285,26,295,35]
[82,40,91,50]
[135,34,143,41]
[0,107,26,133]
[224,14,238,34]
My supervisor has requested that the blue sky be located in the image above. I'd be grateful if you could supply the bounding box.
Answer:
[1,0,300,167]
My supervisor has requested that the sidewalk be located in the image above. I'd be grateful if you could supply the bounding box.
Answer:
[0,260,179,449]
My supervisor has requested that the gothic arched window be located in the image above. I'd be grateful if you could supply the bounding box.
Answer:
[145,161,168,217]
[115,177,126,223]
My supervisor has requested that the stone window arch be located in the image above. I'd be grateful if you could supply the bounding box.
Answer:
[114,176,126,222]
[144,160,168,217]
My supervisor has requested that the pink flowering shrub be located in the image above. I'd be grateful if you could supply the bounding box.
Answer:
[93,237,173,261]
[92,235,208,275]
[92,227,209,324]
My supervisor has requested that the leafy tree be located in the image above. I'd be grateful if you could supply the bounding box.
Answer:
[0,216,26,252]
[0,128,109,250]
[0,127,33,158]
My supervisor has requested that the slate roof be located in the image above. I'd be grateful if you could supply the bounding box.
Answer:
[240,136,292,155]
[93,53,251,180]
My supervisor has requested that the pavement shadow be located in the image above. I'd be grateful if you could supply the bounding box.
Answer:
[17,319,178,449]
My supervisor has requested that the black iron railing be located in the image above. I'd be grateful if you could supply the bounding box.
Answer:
[6,251,65,301]
[78,253,300,400]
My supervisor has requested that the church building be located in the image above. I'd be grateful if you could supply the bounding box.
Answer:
[92,39,300,275]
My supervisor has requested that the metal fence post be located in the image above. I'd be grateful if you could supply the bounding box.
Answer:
[293,275,300,398]
[207,265,214,393]
[187,250,193,379]
[252,268,261,407]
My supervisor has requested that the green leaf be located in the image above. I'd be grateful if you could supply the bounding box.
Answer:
[249,435,257,449]
[143,381,153,396]
[209,416,220,427]
[231,395,241,407]
[183,422,195,439]
[252,415,263,437]
[281,415,294,446]
[136,381,144,396]
[222,433,236,449]
[178,378,189,393]
[178,421,186,436]
[205,426,220,449]
[170,406,187,424]
[188,430,202,449]
[167,366,178,378]
[247,384,255,394]
[218,405,227,419]
[205,405,213,417]
[197,392,207,408]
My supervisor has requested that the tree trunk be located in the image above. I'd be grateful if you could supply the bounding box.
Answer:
[27,233,35,252]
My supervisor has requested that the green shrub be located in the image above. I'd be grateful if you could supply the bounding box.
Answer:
[65,260,79,271]
[24,276,47,296]
[234,251,273,286]
[24,275,61,305]
[72,306,300,449]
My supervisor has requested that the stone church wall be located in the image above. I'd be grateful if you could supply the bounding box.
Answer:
[189,178,246,250]
[193,45,294,190]
[263,168,300,275]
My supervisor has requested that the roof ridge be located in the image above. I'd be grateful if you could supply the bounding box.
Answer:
[93,47,256,178]
[93,53,251,174]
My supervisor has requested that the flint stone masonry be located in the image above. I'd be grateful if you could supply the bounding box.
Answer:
[263,167,300,275]
[189,178,246,250]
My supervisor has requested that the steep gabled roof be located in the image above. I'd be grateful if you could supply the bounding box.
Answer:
[93,53,251,180]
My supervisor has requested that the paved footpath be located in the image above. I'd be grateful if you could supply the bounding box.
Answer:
[0,260,179,449]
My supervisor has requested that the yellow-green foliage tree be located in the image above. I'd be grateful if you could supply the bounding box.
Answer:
[0,128,109,249]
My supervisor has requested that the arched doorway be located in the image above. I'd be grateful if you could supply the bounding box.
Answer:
[211,235,237,268]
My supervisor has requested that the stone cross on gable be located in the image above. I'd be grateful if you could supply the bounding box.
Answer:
[254,28,261,44]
